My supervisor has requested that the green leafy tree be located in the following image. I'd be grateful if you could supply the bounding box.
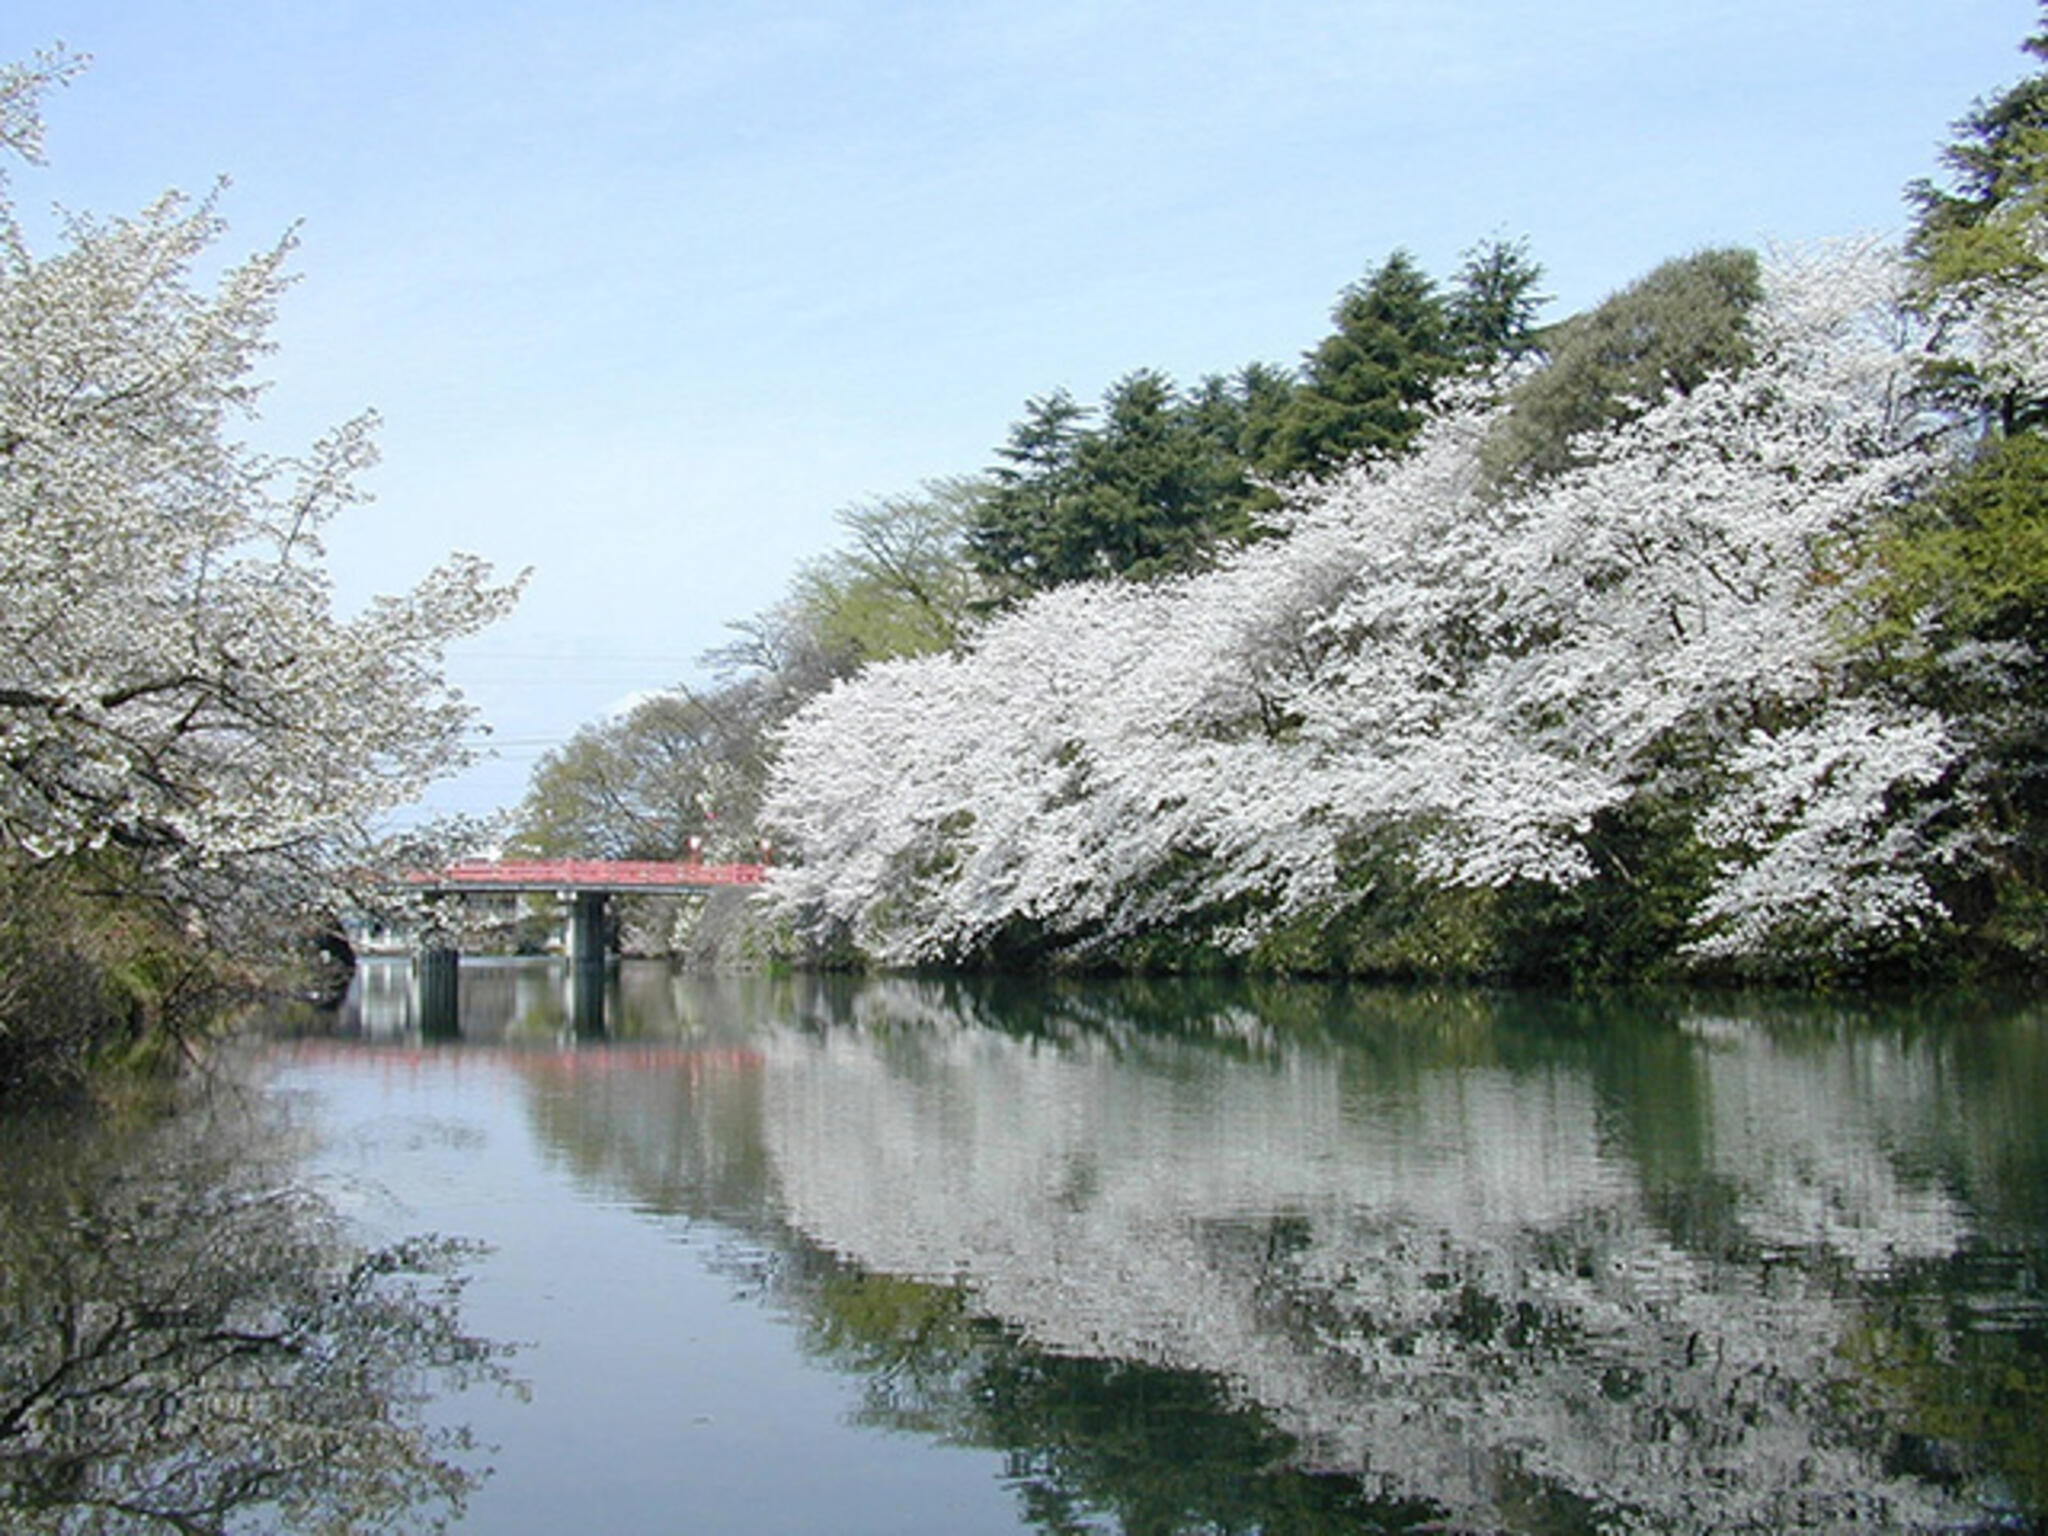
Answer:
[1478,246,1763,488]
[789,478,986,663]
[966,390,1093,590]
[1854,432,2048,962]
[513,687,767,863]
[1865,433,2048,658]
[1069,368,1261,580]
[964,247,1542,595]
[1190,360,1298,476]
[1907,3,2048,433]
[1848,8,2048,968]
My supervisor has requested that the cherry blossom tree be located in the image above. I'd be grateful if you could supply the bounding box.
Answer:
[0,52,522,949]
[764,238,2024,977]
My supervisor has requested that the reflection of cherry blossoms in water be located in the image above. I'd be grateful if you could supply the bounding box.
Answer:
[0,1084,518,1535]
[737,985,2044,1532]
[257,968,2045,1532]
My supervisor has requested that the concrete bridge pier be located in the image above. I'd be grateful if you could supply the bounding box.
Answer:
[566,890,611,1036]
[567,890,609,969]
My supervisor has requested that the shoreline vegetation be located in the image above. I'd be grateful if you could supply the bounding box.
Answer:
[8,14,2048,1095]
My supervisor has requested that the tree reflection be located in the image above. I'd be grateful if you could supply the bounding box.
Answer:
[781,1253,1448,1536]
[1842,1250,2048,1519]
[0,1087,515,1534]
[444,969,2048,1531]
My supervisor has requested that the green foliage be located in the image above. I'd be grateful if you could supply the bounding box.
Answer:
[1853,432,2048,970]
[1187,360,1298,474]
[1259,250,1456,480]
[966,388,1091,590]
[0,855,245,1100]
[1075,369,1268,577]
[787,478,986,664]
[1907,4,2048,433]
[1910,3,2048,236]
[968,370,1274,595]
[1446,235,1551,365]
[1237,800,1714,988]
[1488,799,1718,986]
[1862,432,2048,658]
[1479,247,1763,489]
[967,241,1545,598]
[514,687,767,863]
[1247,838,1500,981]
[1256,237,1545,485]
[0,864,122,1098]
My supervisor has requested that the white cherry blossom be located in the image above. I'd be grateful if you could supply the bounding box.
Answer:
[765,239,2028,974]
[0,56,521,937]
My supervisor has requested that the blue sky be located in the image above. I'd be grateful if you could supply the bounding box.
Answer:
[5,1,2037,819]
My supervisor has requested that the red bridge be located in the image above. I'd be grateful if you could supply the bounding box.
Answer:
[409,858,768,894]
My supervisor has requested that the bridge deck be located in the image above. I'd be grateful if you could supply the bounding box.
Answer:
[409,859,768,894]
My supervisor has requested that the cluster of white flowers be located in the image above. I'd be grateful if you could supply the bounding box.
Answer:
[766,239,2024,971]
[0,57,520,930]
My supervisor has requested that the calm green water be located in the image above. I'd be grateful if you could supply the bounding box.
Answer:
[5,961,2046,1534]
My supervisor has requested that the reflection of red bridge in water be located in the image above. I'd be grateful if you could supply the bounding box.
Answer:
[278,1038,766,1079]
[408,859,768,894]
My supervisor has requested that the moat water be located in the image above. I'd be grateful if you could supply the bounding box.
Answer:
[5,960,2045,1533]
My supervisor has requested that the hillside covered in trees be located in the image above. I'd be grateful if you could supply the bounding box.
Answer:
[516,11,2048,986]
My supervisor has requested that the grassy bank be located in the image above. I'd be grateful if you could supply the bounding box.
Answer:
[0,860,251,1101]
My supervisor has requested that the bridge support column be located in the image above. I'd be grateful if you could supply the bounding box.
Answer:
[565,891,610,1036]
[416,945,461,1038]
[566,891,609,969]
